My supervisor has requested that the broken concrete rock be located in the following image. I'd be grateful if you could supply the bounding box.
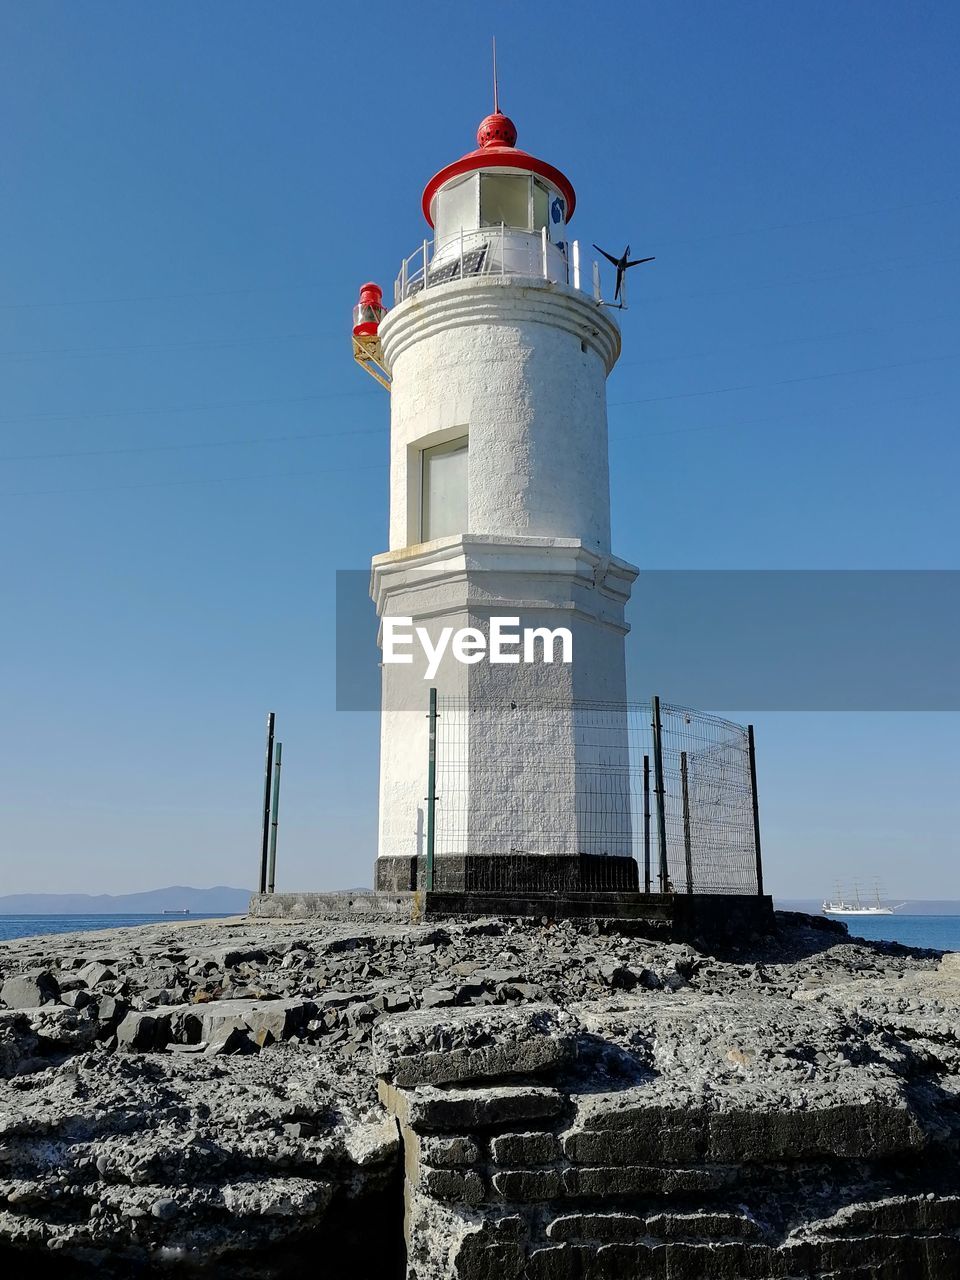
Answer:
[116,1008,172,1051]
[1,970,60,1009]
[194,997,317,1045]
[380,1080,567,1133]
[1,910,959,1278]
[373,1004,578,1087]
[75,961,116,989]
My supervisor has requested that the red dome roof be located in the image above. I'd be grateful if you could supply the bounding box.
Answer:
[421,115,577,228]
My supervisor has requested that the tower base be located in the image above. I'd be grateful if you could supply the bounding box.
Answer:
[375,852,639,894]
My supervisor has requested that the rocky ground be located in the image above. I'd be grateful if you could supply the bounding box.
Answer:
[0,910,958,1277]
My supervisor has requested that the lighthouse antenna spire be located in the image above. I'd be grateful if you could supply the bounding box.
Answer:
[492,36,500,113]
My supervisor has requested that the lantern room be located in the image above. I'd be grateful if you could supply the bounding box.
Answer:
[420,111,576,285]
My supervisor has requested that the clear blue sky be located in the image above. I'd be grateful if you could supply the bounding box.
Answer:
[1,1,957,899]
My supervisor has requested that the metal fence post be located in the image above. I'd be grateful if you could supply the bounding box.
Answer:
[651,696,669,892]
[747,724,764,896]
[258,712,275,895]
[642,753,651,894]
[680,750,693,894]
[425,688,438,893]
[267,741,282,894]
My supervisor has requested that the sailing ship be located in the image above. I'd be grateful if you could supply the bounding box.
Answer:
[822,883,901,917]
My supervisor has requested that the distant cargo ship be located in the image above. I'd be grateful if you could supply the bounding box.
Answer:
[162,908,191,915]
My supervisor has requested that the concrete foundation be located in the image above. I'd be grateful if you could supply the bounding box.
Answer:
[248,889,774,944]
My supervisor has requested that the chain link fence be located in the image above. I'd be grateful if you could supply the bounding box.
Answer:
[432,696,762,895]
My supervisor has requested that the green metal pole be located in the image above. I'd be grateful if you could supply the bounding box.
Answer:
[747,724,764,896]
[267,742,282,894]
[642,753,651,894]
[651,696,669,893]
[258,712,275,895]
[681,750,693,894]
[425,688,438,893]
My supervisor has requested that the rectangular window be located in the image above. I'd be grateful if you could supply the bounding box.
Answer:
[421,437,468,541]
[480,173,531,229]
[434,174,478,249]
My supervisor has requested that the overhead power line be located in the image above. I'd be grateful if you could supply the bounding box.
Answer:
[0,460,388,500]
[0,424,386,465]
[0,331,339,363]
[608,351,960,410]
[0,196,954,312]
[0,388,377,430]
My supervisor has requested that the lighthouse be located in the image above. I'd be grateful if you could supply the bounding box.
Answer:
[360,102,641,898]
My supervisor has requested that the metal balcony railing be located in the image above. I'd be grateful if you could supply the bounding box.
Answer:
[394,225,605,306]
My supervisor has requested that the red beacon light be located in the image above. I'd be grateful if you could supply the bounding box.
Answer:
[352,281,390,390]
[353,282,386,338]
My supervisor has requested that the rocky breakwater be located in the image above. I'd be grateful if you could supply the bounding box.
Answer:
[1,913,960,1277]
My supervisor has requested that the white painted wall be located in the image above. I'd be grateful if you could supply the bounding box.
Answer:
[371,537,638,864]
[372,277,634,868]
[378,278,621,554]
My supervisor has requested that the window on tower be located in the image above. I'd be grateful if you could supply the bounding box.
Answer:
[480,173,531,230]
[434,174,479,250]
[421,436,468,542]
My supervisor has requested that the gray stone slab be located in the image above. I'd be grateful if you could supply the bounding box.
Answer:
[379,1079,566,1133]
[373,1004,578,1086]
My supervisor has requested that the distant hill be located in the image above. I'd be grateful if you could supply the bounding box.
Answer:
[0,886,252,915]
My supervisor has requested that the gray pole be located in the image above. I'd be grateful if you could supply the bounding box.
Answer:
[267,742,282,894]
[680,750,693,894]
[642,753,651,894]
[747,724,764,896]
[258,712,275,895]
[425,688,438,893]
[651,696,669,893]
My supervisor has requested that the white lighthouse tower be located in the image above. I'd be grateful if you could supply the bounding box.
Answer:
[361,103,640,896]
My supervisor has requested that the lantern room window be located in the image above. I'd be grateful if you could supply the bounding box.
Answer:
[480,173,531,230]
[434,174,479,249]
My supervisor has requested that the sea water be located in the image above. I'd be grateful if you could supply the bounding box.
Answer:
[827,913,960,951]
[0,914,232,944]
[1,912,958,951]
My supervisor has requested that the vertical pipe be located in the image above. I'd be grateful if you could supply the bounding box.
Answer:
[593,260,601,302]
[651,697,669,892]
[401,255,407,301]
[541,226,548,278]
[460,224,464,279]
[572,240,581,291]
[500,223,505,278]
[425,687,438,893]
[747,724,764,896]
[258,712,275,895]
[267,742,282,894]
[620,268,628,311]
[681,750,693,894]
[423,239,430,290]
[642,753,651,894]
